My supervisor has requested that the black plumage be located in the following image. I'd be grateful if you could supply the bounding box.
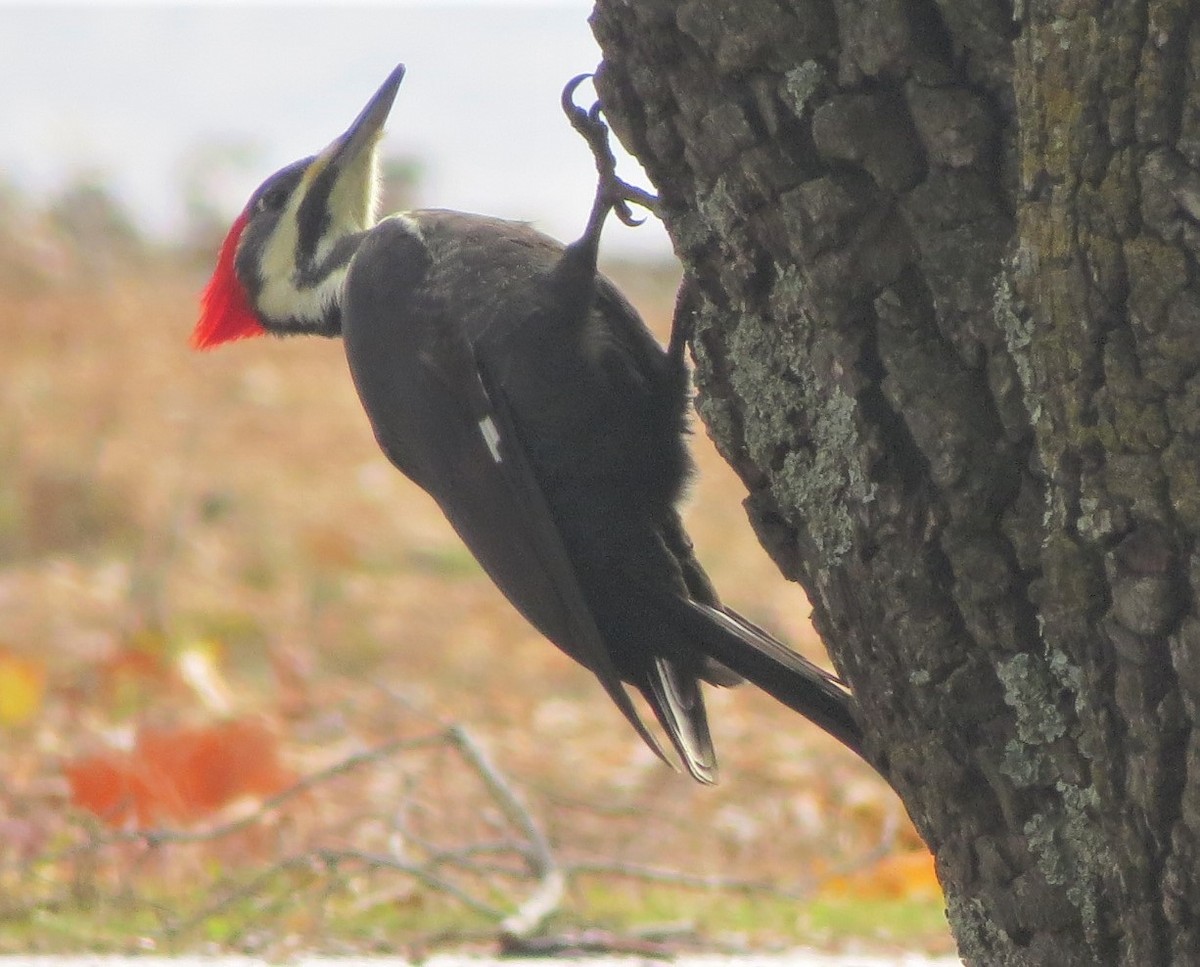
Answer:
[195,64,865,782]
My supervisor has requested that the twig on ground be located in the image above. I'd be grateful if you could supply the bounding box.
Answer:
[446,724,564,938]
[86,723,567,943]
[564,857,816,899]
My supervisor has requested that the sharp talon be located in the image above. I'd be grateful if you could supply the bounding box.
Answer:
[563,73,592,107]
[560,70,660,263]
[561,73,594,129]
[613,197,645,227]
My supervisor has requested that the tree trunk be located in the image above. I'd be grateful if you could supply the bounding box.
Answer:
[589,1,1200,963]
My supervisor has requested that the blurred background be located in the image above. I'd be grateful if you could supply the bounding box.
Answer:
[0,1,671,261]
[0,1,945,958]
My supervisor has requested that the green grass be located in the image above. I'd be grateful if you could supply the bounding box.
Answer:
[1,872,949,956]
[567,881,949,950]
[2,875,495,956]
[404,545,483,578]
[797,898,951,948]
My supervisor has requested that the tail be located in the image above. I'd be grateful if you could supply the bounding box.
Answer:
[662,594,865,759]
[641,656,718,785]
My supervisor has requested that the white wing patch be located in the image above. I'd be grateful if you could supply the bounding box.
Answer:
[479,416,503,463]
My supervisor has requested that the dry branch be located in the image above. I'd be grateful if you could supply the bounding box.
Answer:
[39,725,567,944]
[444,724,563,938]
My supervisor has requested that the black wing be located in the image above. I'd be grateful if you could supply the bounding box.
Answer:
[339,219,668,764]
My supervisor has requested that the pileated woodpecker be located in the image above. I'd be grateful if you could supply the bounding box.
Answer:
[193,64,865,782]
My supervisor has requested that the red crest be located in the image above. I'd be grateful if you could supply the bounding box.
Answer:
[191,212,266,350]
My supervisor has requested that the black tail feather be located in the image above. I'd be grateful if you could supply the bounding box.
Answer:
[643,656,718,785]
[665,595,866,759]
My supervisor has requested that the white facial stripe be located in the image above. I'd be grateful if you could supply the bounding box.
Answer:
[254,140,381,326]
[259,186,302,289]
[258,262,350,326]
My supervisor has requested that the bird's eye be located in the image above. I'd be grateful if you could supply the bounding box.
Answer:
[257,186,289,213]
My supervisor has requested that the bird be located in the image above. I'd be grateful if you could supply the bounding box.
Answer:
[192,63,865,783]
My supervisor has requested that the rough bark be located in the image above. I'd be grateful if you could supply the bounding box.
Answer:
[589,0,1200,963]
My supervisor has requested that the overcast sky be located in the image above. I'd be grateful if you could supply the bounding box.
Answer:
[0,2,672,256]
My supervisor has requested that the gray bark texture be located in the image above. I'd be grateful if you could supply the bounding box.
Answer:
[589,0,1200,963]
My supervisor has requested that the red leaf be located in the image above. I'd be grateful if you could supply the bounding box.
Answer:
[65,717,295,826]
[136,718,294,819]
[63,751,180,827]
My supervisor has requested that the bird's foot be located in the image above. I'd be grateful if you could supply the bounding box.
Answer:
[562,74,660,227]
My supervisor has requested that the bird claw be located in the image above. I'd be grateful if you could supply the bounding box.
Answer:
[561,74,660,225]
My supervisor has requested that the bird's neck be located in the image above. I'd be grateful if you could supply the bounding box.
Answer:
[260,230,372,337]
[259,213,426,338]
